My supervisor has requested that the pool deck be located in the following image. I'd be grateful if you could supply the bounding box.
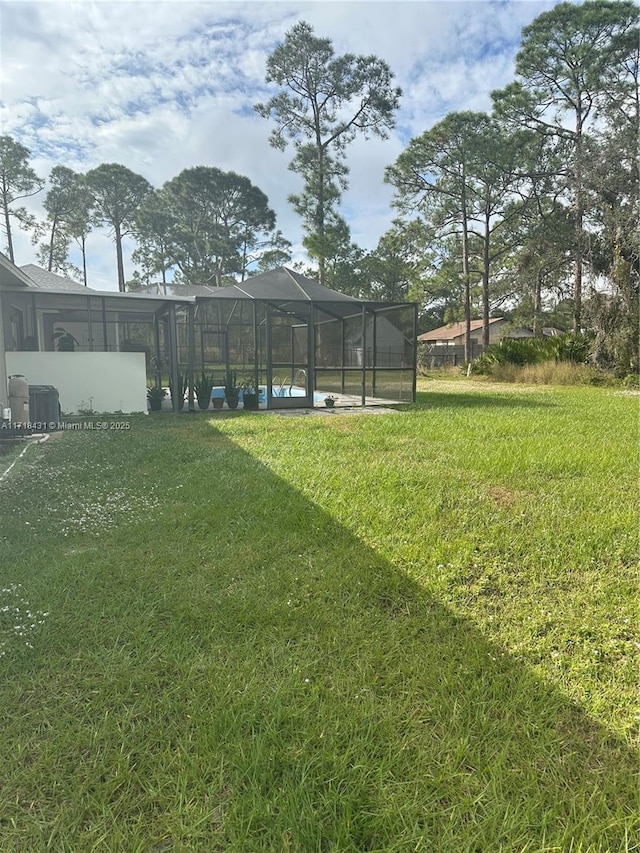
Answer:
[155,391,405,414]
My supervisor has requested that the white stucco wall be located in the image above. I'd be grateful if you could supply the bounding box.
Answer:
[0,306,7,408]
[6,352,147,415]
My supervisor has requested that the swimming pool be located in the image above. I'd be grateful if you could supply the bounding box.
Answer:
[210,386,327,405]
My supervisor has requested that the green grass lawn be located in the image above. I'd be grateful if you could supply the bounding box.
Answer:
[0,382,638,852]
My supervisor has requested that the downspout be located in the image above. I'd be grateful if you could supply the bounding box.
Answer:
[0,291,8,409]
[153,312,162,386]
[252,302,259,402]
[341,316,346,395]
[265,304,273,410]
[167,303,180,413]
[87,295,94,352]
[371,308,377,399]
[412,303,418,403]
[361,305,366,407]
[101,298,108,352]
[308,303,315,407]
[31,294,37,345]
[187,304,196,412]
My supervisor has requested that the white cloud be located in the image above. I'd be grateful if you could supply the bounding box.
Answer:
[1,0,559,290]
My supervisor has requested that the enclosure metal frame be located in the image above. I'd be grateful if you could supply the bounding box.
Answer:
[190,294,417,409]
[1,283,418,412]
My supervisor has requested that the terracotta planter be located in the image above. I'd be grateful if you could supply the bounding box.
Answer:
[212,398,224,410]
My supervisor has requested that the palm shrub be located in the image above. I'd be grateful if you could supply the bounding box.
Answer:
[472,339,548,373]
[472,336,582,374]
[194,373,215,410]
[554,333,592,364]
[224,370,239,409]
[168,373,188,410]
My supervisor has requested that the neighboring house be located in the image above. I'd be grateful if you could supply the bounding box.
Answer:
[417,319,565,369]
[417,318,506,347]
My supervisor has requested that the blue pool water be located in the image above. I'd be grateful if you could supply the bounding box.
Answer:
[211,386,327,405]
[266,386,327,403]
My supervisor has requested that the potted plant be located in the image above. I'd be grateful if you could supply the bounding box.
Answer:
[241,378,259,410]
[53,327,79,352]
[194,372,215,410]
[324,395,337,408]
[224,370,240,410]
[169,373,188,411]
[147,385,166,412]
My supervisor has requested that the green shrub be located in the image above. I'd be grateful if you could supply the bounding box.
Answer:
[471,337,557,373]
[472,333,594,376]
[554,333,592,364]
[621,372,640,389]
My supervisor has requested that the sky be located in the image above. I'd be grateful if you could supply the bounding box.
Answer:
[1,0,561,292]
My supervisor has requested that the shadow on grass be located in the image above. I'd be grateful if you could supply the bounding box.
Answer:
[0,420,637,852]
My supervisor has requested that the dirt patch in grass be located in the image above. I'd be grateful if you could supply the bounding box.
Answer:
[419,378,551,395]
[487,486,527,508]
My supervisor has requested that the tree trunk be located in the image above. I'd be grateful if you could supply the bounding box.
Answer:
[533,270,543,337]
[317,146,326,287]
[81,235,88,287]
[115,223,126,292]
[572,110,584,335]
[315,95,326,286]
[461,178,472,365]
[482,212,490,350]
[47,216,58,272]
[2,187,14,263]
[461,218,472,365]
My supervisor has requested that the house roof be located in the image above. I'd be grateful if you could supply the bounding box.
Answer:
[0,253,33,288]
[20,264,91,292]
[418,318,503,342]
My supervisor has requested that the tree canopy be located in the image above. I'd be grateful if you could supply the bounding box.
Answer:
[150,167,277,286]
[4,3,638,375]
[0,135,43,263]
[86,163,153,292]
[256,20,401,285]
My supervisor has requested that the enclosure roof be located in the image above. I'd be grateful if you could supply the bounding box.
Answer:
[139,282,217,298]
[197,267,362,304]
